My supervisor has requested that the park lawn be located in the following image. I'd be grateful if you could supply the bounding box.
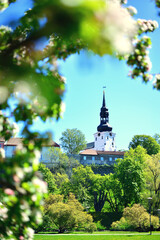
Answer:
[34,235,160,240]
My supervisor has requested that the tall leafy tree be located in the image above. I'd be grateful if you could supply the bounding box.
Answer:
[68,166,122,212]
[69,165,94,208]
[114,146,147,207]
[144,153,160,210]
[129,135,160,155]
[38,163,57,194]
[60,128,87,154]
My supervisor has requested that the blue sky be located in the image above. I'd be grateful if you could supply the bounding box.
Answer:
[1,0,160,150]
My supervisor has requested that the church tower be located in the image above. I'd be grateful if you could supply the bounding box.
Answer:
[94,91,116,151]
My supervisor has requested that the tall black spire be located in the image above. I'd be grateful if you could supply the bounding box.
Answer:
[102,90,106,107]
[97,90,112,132]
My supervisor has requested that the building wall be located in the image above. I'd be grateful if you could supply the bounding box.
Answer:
[40,146,51,163]
[4,146,16,158]
[2,145,54,164]
[94,131,116,151]
[80,154,123,165]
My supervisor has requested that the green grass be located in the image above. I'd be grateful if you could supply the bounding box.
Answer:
[34,235,160,240]
[36,231,160,235]
[34,232,160,240]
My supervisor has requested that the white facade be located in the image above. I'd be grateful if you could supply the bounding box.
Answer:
[40,146,52,163]
[94,131,116,151]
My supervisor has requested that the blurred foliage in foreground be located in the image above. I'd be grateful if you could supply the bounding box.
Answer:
[0,0,160,239]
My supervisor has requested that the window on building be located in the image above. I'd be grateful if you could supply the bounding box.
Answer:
[107,136,108,140]
[100,157,104,161]
[104,143,106,145]
[83,156,86,160]
[110,133,112,136]
[101,136,103,139]
[92,156,95,161]
[112,142,114,147]
[109,157,112,161]
[98,133,100,136]
[95,137,97,141]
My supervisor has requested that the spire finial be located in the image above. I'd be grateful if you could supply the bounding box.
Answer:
[102,86,106,107]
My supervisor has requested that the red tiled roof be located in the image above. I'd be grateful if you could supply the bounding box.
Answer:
[0,137,60,147]
[80,149,125,156]
[80,149,98,155]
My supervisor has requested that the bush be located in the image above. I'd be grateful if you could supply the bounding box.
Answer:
[111,217,132,231]
[95,221,106,231]
[111,204,160,231]
[44,193,97,233]
[84,222,97,233]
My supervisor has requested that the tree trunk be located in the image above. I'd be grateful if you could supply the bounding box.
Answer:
[94,190,107,212]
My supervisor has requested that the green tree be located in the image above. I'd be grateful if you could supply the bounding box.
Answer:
[144,153,160,210]
[114,146,147,207]
[60,128,87,154]
[102,173,123,212]
[53,172,70,196]
[129,135,160,155]
[38,163,57,194]
[69,165,94,208]
[69,165,122,212]
[153,133,160,144]
[49,147,80,177]
[44,193,96,233]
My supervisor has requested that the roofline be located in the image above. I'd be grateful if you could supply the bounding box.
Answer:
[80,150,125,156]
[0,137,60,147]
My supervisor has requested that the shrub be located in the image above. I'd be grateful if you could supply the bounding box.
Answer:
[111,204,159,231]
[44,193,97,233]
[95,221,106,231]
[84,222,97,233]
[111,217,133,231]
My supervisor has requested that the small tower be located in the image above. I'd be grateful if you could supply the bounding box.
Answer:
[94,91,116,151]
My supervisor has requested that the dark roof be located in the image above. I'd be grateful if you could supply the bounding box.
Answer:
[0,137,60,147]
[86,142,95,149]
[97,151,125,156]
[80,149,125,156]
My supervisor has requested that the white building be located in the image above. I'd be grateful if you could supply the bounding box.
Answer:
[79,90,124,166]
[0,137,60,162]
